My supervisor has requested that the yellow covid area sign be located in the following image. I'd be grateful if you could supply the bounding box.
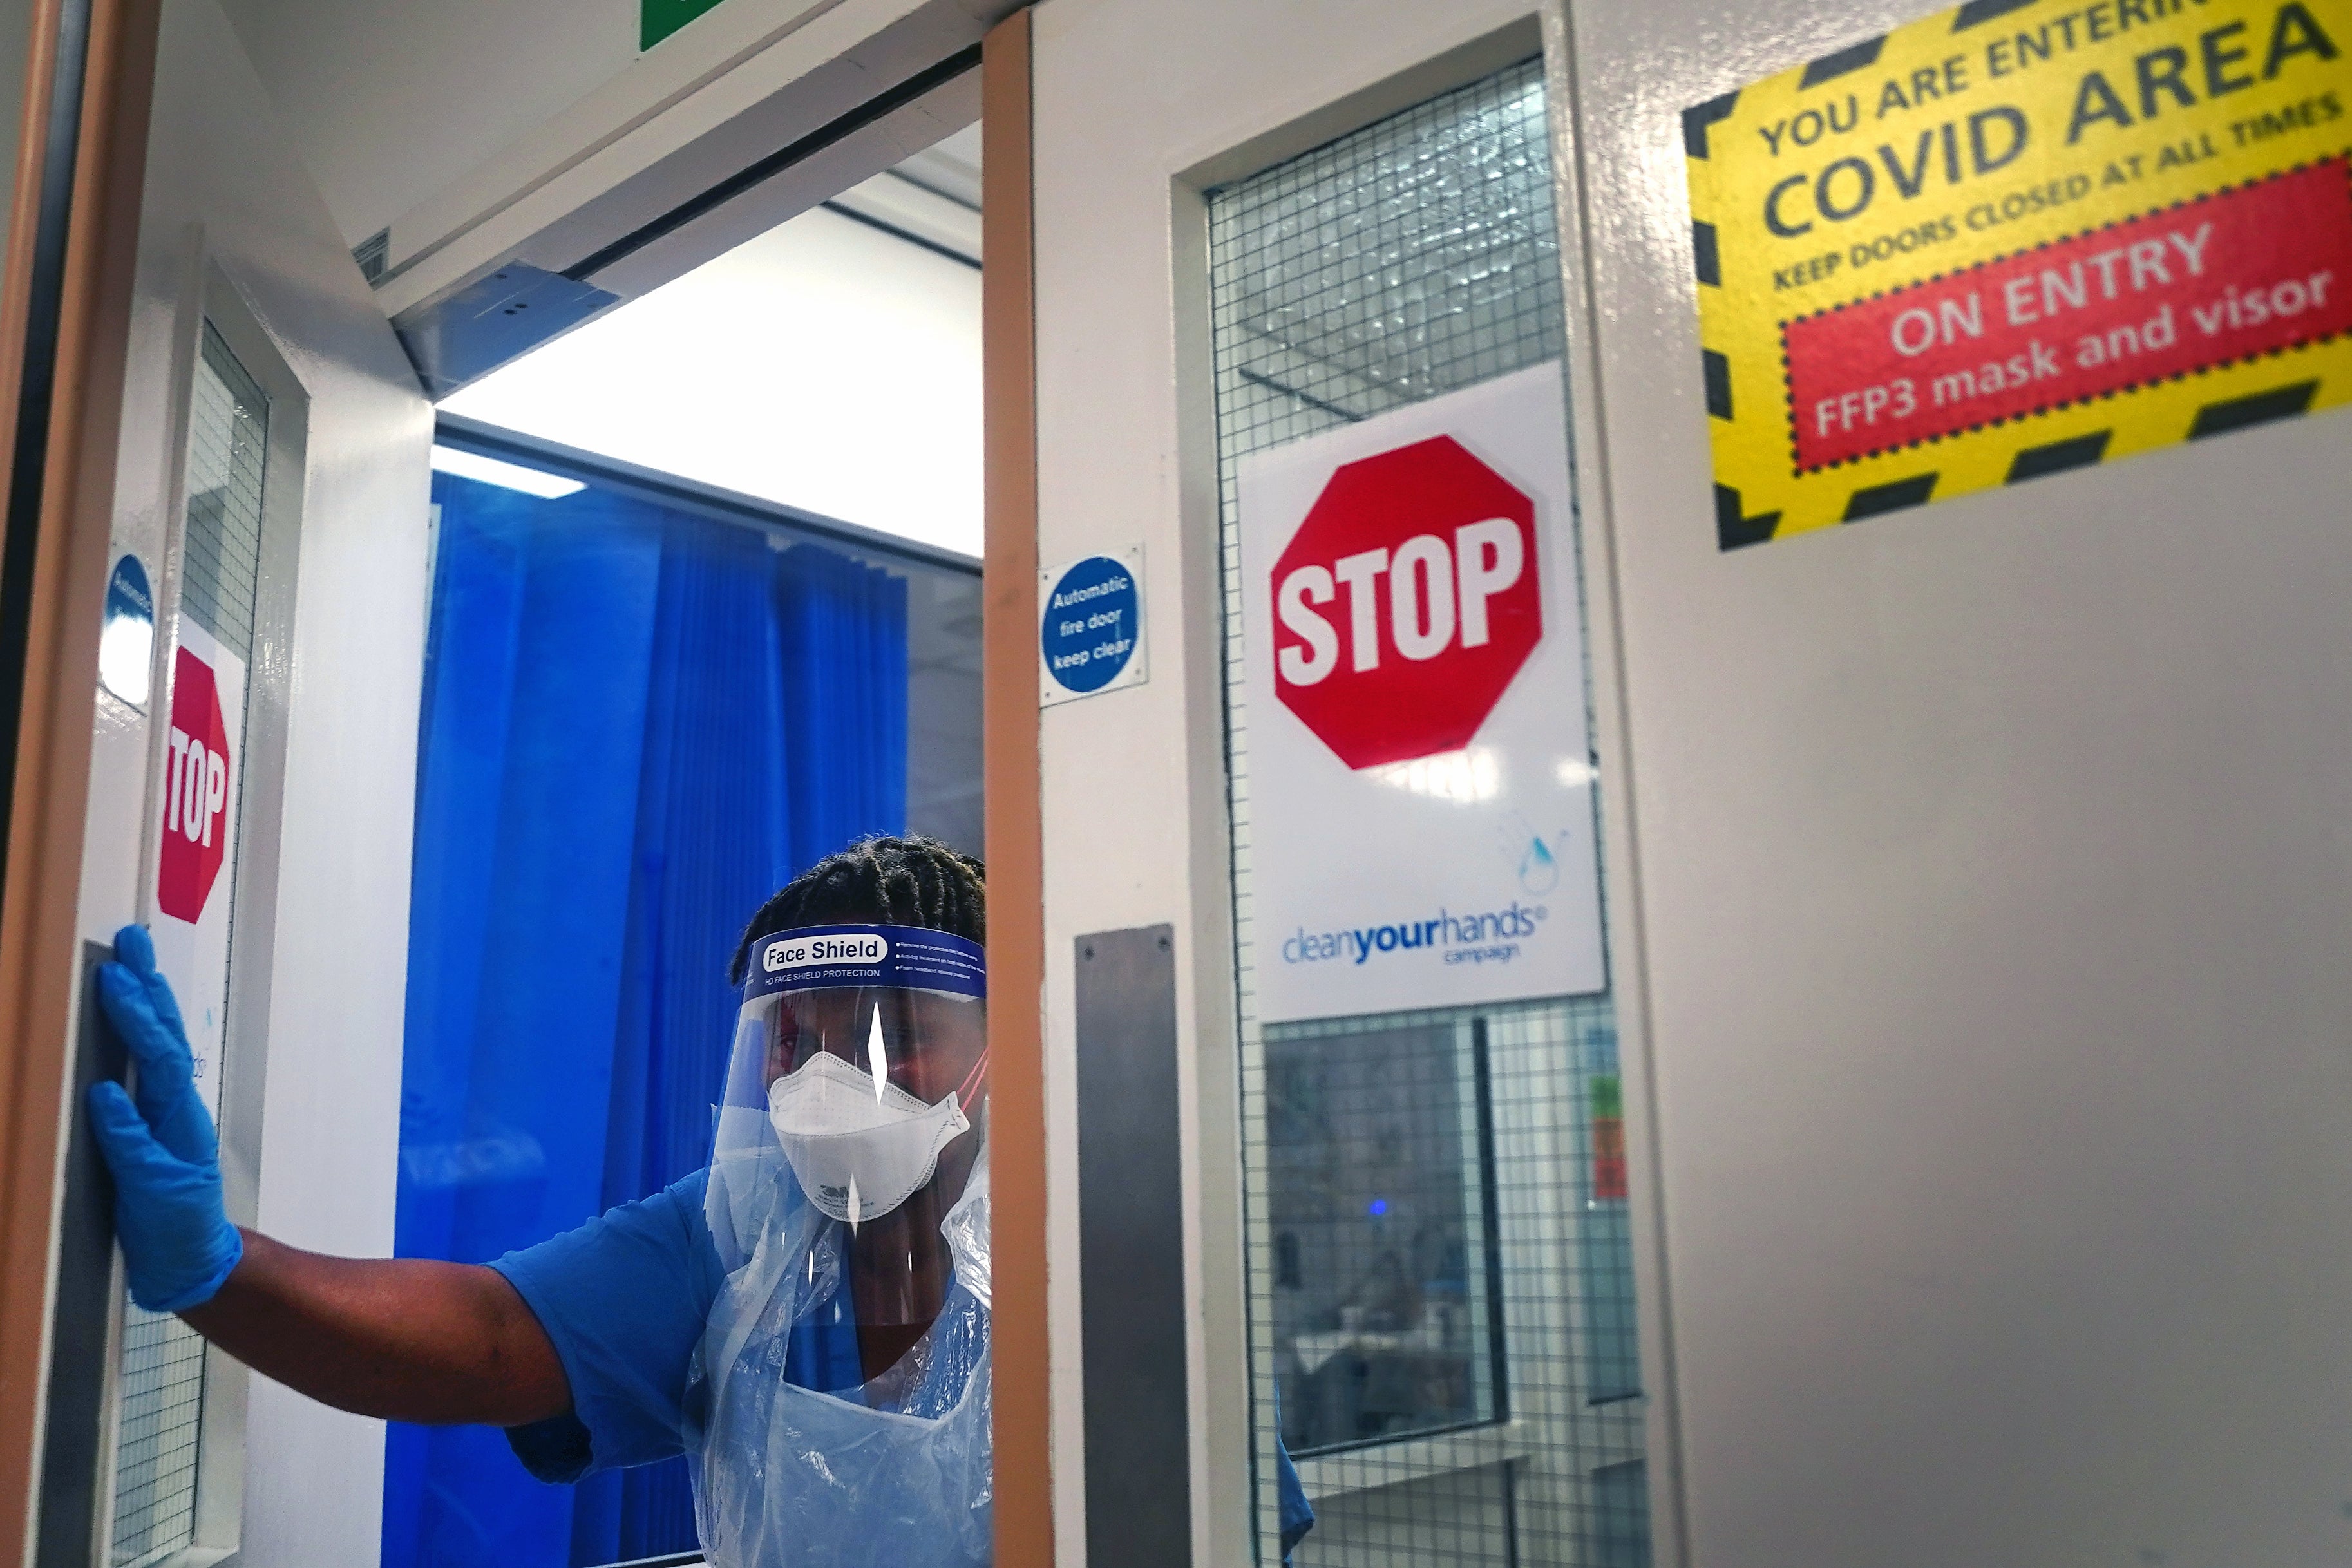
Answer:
[1684,0,2351,548]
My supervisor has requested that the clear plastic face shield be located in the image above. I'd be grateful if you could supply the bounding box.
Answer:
[710,924,989,1365]
[693,923,994,1568]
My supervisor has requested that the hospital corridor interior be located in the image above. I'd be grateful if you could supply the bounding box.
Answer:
[0,1,2346,1567]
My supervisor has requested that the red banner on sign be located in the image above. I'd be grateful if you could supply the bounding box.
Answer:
[1591,1116,1627,1202]
[1785,160,2352,473]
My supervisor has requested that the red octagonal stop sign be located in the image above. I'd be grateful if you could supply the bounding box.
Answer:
[1270,435,1542,770]
[158,645,232,923]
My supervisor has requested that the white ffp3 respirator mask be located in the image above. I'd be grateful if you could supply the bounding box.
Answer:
[768,1048,971,1228]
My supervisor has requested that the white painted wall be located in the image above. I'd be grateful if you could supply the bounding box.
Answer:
[439,200,983,558]
[1027,6,1548,1564]
[76,1,432,1562]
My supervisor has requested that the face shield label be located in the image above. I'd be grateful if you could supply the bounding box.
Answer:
[764,932,890,971]
[742,923,986,1001]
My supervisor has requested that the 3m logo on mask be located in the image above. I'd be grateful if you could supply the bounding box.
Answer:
[768,1051,971,1227]
[763,932,890,972]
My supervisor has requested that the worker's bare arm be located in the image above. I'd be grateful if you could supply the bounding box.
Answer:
[182,1230,570,1428]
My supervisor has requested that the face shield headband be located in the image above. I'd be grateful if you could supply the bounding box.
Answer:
[722,923,989,1232]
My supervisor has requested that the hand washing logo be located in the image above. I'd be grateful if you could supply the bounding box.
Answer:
[1519,835,1559,894]
[1501,811,1569,895]
[1280,900,1548,971]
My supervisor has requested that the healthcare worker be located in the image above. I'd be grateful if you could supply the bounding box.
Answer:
[88,833,1317,1565]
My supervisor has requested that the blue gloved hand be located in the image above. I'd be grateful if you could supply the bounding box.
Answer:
[86,924,242,1312]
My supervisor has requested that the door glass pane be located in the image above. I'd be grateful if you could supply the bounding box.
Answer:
[111,322,270,1567]
[176,324,269,652]
[1210,59,1649,1565]
[1269,1015,1504,1453]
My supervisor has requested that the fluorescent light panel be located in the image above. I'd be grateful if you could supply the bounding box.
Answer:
[430,443,585,499]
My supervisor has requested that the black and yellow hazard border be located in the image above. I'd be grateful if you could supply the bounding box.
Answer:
[1684,0,2352,550]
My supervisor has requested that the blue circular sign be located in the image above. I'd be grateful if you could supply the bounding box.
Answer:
[105,553,153,625]
[1041,555,1139,695]
[99,553,155,707]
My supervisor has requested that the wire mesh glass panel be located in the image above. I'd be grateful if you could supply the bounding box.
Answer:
[1269,1014,1504,1454]
[177,324,269,652]
[111,322,270,1567]
[1209,57,1649,1567]
[1589,1460,1651,1568]
[1307,1464,1519,1565]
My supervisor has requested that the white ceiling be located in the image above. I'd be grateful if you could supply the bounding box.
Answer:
[219,0,640,247]
[217,2,984,259]
[891,122,982,208]
[828,122,982,262]
[218,0,984,556]
[439,198,983,558]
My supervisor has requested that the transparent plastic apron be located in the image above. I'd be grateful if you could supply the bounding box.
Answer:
[687,924,992,1567]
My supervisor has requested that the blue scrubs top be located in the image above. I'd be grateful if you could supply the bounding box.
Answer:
[486,1169,1316,1553]
[488,1169,721,1482]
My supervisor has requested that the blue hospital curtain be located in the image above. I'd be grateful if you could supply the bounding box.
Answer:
[384,468,909,1568]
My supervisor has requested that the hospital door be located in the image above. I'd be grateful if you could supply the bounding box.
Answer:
[20,0,430,1562]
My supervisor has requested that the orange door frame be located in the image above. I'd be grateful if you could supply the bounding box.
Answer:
[982,10,1052,1567]
[0,0,164,1556]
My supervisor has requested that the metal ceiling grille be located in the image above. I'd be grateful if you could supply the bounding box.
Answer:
[110,321,270,1568]
[1208,58,1649,1567]
[352,227,391,285]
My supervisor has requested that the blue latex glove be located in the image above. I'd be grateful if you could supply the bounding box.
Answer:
[86,924,242,1312]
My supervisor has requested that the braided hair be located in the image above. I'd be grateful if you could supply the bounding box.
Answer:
[727,834,986,984]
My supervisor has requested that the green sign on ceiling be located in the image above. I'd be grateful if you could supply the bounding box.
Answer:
[641,0,729,50]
